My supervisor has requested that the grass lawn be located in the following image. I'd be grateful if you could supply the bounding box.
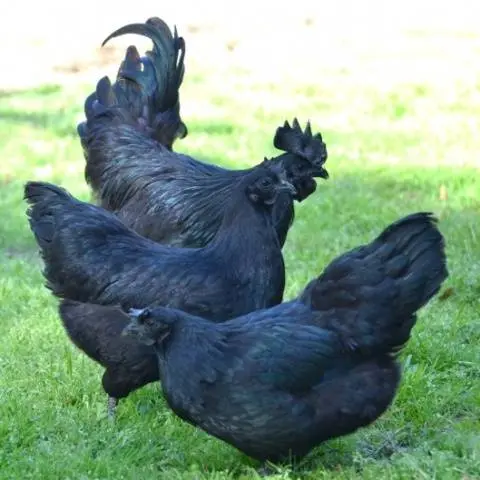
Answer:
[1,21,479,479]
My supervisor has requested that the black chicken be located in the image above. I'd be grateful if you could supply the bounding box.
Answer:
[120,212,447,464]
[57,213,446,432]
[25,169,292,321]
[77,17,328,248]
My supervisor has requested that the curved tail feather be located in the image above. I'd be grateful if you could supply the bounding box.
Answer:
[78,16,187,152]
[300,212,448,354]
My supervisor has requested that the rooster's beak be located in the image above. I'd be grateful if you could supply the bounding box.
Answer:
[177,122,188,139]
[315,167,329,179]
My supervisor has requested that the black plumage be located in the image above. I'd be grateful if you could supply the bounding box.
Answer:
[77,17,328,248]
[59,300,157,415]
[119,212,448,463]
[56,213,446,434]
[25,170,291,320]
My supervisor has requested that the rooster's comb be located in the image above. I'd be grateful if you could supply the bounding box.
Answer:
[273,118,327,169]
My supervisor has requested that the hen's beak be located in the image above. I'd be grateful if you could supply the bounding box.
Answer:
[128,308,145,319]
[280,180,297,196]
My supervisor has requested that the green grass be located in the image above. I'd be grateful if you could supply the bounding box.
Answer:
[1,47,480,479]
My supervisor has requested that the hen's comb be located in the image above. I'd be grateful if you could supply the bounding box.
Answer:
[274,118,327,169]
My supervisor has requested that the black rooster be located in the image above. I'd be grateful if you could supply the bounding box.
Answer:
[25,169,292,320]
[77,17,328,248]
[119,212,448,464]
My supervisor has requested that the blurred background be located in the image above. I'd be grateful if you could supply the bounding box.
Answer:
[2,1,480,91]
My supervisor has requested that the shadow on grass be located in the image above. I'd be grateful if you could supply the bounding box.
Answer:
[0,84,62,99]
[0,110,78,137]
[1,91,237,140]
[0,85,77,137]
[188,119,236,136]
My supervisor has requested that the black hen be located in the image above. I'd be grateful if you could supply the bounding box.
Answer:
[57,213,446,425]
[25,169,290,321]
[77,17,328,248]
[119,212,447,463]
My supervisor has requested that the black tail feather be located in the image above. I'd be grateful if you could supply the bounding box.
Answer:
[24,181,74,249]
[78,16,187,151]
[24,180,144,304]
[300,212,448,354]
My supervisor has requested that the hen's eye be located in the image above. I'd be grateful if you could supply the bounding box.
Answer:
[260,178,273,188]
